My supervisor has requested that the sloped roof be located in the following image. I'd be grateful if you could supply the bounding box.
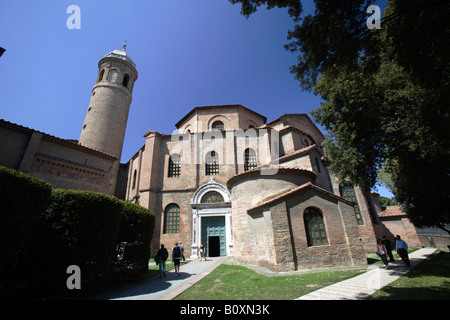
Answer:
[379,205,406,218]
[226,165,317,189]
[175,104,267,129]
[266,113,325,139]
[247,181,355,213]
[0,119,118,160]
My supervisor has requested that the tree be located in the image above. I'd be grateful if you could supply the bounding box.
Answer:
[230,0,450,234]
[378,196,398,208]
[0,167,52,274]
[229,0,302,22]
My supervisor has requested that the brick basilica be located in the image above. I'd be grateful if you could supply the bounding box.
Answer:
[0,47,421,271]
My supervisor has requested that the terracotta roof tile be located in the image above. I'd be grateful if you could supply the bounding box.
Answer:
[247,182,355,213]
[379,205,406,218]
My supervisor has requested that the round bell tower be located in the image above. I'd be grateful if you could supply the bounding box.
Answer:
[79,44,138,159]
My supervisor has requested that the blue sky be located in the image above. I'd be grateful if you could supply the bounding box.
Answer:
[0,0,392,197]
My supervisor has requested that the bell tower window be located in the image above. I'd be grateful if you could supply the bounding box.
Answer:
[98,69,105,82]
[123,74,130,88]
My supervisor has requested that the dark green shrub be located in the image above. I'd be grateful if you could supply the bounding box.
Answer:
[21,189,123,293]
[114,201,155,278]
[0,167,52,274]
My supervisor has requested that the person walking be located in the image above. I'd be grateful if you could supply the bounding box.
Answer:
[180,241,186,261]
[172,242,183,276]
[155,244,169,278]
[200,242,207,261]
[395,235,411,267]
[376,239,389,267]
[382,235,395,262]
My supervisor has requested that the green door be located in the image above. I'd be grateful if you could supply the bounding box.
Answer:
[201,216,226,257]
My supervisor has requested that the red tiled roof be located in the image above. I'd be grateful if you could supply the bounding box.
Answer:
[379,205,406,218]
[247,182,355,213]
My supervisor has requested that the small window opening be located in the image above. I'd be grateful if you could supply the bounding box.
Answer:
[123,74,130,88]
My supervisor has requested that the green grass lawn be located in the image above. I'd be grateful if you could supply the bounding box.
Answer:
[174,249,450,300]
[369,249,450,300]
[174,264,365,300]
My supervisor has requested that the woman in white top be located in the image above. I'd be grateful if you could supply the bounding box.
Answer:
[376,239,389,267]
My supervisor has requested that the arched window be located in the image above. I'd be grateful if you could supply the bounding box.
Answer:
[98,69,105,82]
[132,170,137,190]
[163,204,180,234]
[123,74,130,88]
[205,151,219,175]
[168,154,181,177]
[339,185,364,225]
[200,191,224,203]
[304,207,329,246]
[212,121,224,131]
[244,148,257,171]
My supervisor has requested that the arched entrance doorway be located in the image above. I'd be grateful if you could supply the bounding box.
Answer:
[190,178,232,258]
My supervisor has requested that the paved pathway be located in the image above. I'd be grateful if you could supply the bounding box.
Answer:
[94,248,435,300]
[95,257,226,300]
[296,248,436,300]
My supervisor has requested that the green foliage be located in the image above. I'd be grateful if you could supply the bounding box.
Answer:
[230,0,449,232]
[115,201,155,277]
[0,167,52,274]
[378,196,398,207]
[377,163,395,193]
[285,0,373,90]
[16,189,123,293]
[384,0,449,89]
[0,168,156,297]
[369,250,450,300]
[312,57,449,233]
[229,0,302,22]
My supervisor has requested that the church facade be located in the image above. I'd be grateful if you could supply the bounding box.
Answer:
[1,47,400,271]
[124,104,381,270]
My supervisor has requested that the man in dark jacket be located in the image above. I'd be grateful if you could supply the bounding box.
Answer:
[172,243,183,276]
[155,244,169,278]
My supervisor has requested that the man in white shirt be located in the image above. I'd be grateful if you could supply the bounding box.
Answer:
[395,235,411,267]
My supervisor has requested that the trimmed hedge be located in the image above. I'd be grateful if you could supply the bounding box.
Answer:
[0,167,52,274]
[115,201,155,277]
[0,168,155,297]
[19,189,124,293]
